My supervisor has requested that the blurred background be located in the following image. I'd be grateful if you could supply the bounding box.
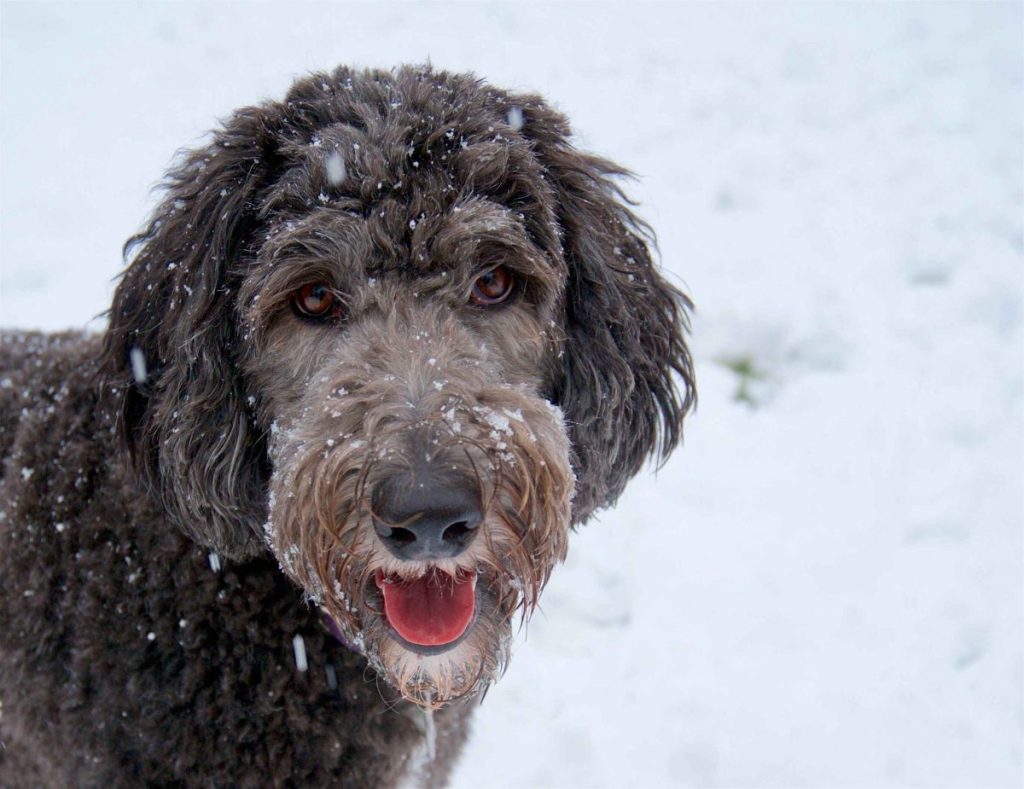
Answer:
[2,2,1021,786]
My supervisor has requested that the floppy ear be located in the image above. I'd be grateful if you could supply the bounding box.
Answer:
[99,107,281,559]
[528,113,696,524]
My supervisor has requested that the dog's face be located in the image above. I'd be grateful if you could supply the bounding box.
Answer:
[102,66,694,705]
[244,198,574,703]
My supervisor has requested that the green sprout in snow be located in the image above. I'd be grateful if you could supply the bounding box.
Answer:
[716,354,768,408]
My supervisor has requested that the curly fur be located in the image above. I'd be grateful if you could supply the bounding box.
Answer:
[0,65,694,786]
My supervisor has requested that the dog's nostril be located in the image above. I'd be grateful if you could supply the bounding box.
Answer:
[442,521,475,546]
[389,527,417,546]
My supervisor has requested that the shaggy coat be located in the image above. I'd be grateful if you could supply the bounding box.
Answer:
[0,65,694,786]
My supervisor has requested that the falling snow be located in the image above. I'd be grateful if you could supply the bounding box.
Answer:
[292,634,308,672]
[506,106,524,131]
[325,150,346,186]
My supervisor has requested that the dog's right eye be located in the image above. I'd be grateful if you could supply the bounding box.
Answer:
[292,283,340,320]
[470,266,516,307]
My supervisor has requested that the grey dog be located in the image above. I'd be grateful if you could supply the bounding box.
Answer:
[0,65,694,786]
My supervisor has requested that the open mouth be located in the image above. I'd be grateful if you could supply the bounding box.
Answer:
[374,569,478,653]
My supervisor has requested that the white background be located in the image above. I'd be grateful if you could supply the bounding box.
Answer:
[2,2,1021,787]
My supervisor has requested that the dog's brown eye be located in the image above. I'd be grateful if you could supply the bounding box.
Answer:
[470,266,515,307]
[293,283,338,319]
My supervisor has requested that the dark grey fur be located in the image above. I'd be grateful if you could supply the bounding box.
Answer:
[0,65,694,786]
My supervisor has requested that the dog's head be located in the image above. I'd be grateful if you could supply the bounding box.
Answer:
[101,65,694,705]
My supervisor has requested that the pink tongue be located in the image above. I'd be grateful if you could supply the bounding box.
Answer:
[378,572,476,647]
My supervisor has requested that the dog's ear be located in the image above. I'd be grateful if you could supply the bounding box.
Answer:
[526,109,696,524]
[99,107,280,559]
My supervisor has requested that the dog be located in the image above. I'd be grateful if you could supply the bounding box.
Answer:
[0,65,694,786]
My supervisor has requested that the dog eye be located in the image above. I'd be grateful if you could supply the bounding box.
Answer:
[292,283,339,319]
[470,266,515,307]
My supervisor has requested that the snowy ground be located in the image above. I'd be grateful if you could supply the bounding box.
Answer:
[2,2,1021,787]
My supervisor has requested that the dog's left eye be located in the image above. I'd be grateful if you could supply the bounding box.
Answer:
[470,266,515,307]
[292,283,340,319]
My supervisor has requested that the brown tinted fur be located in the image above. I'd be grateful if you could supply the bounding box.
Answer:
[0,65,694,786]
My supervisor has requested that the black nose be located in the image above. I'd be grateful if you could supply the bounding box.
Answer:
[372,472,482,561]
